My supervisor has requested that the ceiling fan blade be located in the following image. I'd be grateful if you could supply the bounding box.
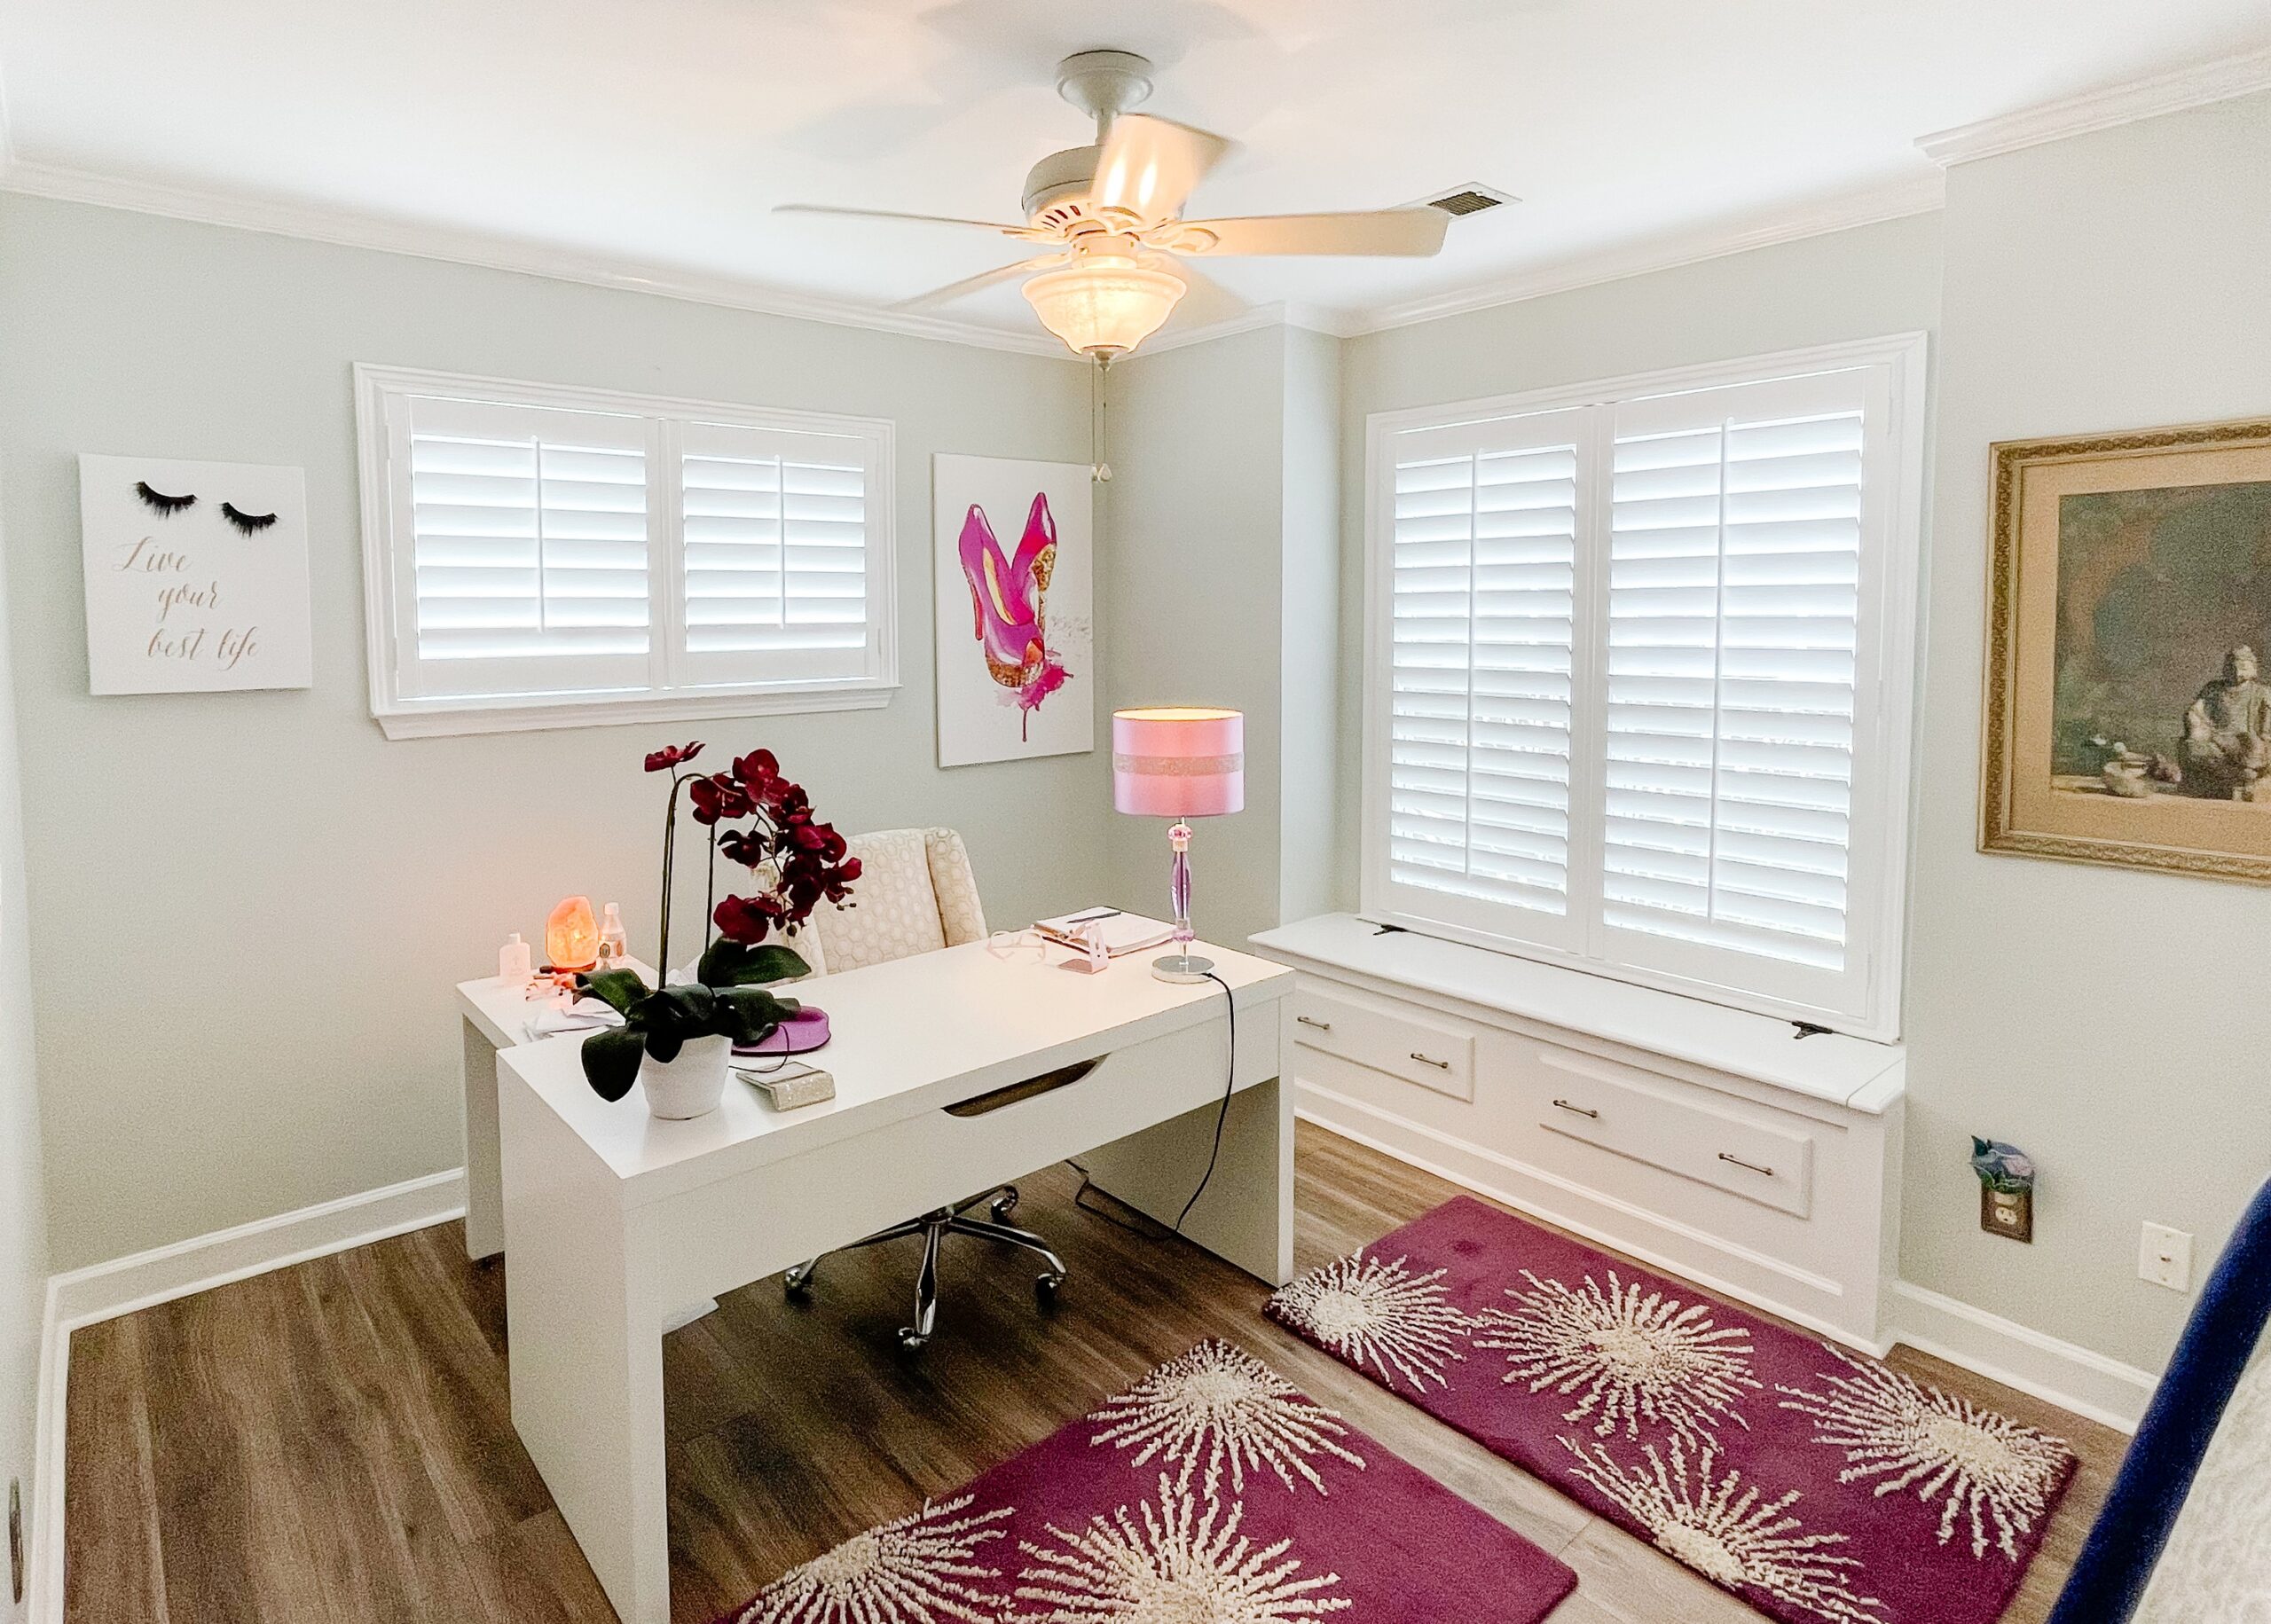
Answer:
[1173,208,1450,258]
[893,255,1065,312]
[774,203,1043,239]
[1090,114,1231,223]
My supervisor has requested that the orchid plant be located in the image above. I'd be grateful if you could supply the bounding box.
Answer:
[640,741,862,991]
[578,742,862,1102]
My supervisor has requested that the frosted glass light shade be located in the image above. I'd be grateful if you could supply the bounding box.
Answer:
[1023,255,1186,358]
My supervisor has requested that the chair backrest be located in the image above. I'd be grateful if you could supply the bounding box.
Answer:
[793,828,986,976]
[2049,1173,2271,1624]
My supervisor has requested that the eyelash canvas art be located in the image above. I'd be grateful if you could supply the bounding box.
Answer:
[79,453,313,696]
[135,482,197,516]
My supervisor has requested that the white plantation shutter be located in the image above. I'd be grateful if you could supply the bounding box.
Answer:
[358,366,896,734]
[1383,410,1583,950]
[1601,370,1875,1003]
[1364,342,1921,1034]
[679,420,881,686]
[397,395,655,698]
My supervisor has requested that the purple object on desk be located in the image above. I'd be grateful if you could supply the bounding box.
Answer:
[735,1004,830,1057]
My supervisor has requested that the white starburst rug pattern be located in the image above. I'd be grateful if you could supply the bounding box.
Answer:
[727,1338,1576,1624]
[1266,1196,2078,1624]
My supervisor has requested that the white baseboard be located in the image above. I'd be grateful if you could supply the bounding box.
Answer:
[26,1167,467,1622]
[1890,1281,2157,1435]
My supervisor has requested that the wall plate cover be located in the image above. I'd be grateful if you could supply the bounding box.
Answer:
[2139,1221,2193,1291]
[1980,1183,2032,1242]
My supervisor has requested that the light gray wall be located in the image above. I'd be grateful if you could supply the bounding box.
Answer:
[1336,211,1948,906]
[1277,326,1344,925]
[1103,326,1292,945]
[0,193,1100,1271]
[0,483,49,1620]
[1904,90,2271,1373]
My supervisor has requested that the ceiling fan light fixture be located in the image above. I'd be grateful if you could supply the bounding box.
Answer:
[1021,253,1186,359]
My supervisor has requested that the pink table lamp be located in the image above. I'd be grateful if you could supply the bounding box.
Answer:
[1112,707,1244,984]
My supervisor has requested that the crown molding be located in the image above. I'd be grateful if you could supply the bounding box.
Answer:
[1339,172,1945,338]
[1136,299,1356,357]
[0,157,1074,358]
[1918,44,2271,166]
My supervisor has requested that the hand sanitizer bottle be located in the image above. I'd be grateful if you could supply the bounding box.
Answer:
[599,903,629,970]
[499,932,532,987]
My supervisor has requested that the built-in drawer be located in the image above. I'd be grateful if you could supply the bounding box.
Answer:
[1533,1049,1814,1218]
[1292,983,1474,1101]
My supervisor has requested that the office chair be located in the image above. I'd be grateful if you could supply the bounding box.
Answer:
[781,828,1067,1350]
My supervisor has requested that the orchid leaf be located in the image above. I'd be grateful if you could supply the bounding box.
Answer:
[579,1027,645,1102]
[697,939,811,987]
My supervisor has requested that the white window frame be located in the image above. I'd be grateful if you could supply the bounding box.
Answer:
[1360,333,1928,1040]
[354,364,898,739]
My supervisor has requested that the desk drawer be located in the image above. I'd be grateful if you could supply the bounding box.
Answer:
[1293,984,1473,1101]
[1534,1050,1813,1218]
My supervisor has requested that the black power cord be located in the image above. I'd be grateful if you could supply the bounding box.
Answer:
[1065,969,1238,1238]
[1175,970,1238,1231]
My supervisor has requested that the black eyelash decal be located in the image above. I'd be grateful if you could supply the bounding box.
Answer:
[135,482,197,515]
[220,502,279,536]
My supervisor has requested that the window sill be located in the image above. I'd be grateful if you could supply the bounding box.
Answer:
[373,681,898,741]
[1248,913,1905,1114]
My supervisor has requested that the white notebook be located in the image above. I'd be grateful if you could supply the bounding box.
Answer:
[1033,909,1175,957]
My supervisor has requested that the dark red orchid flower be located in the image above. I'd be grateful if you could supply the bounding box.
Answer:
[688,773,753,827]
[732,749,788,808]
[712,893,782,944]
[644,741,704,773]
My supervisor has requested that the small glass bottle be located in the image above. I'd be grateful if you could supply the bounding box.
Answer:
[598,902,629,970]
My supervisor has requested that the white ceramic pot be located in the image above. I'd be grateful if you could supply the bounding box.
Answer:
[640,1033,730,1119]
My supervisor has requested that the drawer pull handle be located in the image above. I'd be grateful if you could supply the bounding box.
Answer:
[1409,1051,1450,1071]
[1717,1151,1775,1177]
[1551,1098,1599,1119]
[1295,1016,1332,1032]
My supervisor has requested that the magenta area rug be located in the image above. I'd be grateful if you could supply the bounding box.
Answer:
[726,1338,1576,1623]
[1266,1196,2078,1624]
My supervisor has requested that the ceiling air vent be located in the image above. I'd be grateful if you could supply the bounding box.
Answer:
[1423,184,1518,218]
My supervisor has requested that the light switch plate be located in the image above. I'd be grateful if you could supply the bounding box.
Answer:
[2139,1221,2193,1292]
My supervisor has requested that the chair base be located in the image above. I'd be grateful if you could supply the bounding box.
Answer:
[785,1184,1067,1351]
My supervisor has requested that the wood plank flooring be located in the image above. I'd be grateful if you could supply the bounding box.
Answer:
[64,1122,2121,1623]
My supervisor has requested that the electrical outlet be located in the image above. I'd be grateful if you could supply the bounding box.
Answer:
[2139,1222,2193,1292]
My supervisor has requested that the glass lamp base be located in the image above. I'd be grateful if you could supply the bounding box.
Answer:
[1151,952,1215,985]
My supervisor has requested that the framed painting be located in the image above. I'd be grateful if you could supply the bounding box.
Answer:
[1982,416,2271,883]
[932,454,1094,767]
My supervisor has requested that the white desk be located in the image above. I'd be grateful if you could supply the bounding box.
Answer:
[494,937,1294,1624]
[454,960,655,1262]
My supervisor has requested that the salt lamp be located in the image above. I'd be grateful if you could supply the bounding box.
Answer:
[546,895,600,974]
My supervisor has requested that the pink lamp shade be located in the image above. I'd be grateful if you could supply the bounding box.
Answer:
[1112,708,1245,819]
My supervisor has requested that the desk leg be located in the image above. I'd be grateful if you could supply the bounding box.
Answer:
[1077,1072,1294,1287]
[461,1017,505,1261]
[502,1083,671,1624]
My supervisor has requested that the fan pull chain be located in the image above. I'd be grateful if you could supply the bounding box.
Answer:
[1091,356,1113,482]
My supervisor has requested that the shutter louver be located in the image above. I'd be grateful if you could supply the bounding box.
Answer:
[679,420,877,686]
[1603,373,1867,975]
[403,394,652,698]
[1385,412,1582,946]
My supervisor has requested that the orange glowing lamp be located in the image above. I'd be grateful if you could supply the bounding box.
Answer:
[546,895,600,975]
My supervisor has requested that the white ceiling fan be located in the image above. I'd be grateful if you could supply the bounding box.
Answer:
[777,49,1450,360]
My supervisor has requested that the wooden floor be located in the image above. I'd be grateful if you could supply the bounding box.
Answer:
[64,1122,2121,1623]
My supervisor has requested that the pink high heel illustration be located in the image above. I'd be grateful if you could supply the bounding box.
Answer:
[959,491,1069,741]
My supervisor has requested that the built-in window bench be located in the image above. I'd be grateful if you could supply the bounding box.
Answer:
[1250,914,1905,1352]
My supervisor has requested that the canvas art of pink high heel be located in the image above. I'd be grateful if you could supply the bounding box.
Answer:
[959,491,1070,741]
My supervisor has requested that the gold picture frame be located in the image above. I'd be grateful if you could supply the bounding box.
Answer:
[1982,415,2271,883]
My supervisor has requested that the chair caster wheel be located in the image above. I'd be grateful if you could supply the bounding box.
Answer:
[898,1328,930,1352]
[991,1187,1020,1221]
[1035,1272,1065,1304]
[784,1267,814,1300]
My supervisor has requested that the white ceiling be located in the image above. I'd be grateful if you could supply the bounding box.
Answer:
[5,0,2268,345]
